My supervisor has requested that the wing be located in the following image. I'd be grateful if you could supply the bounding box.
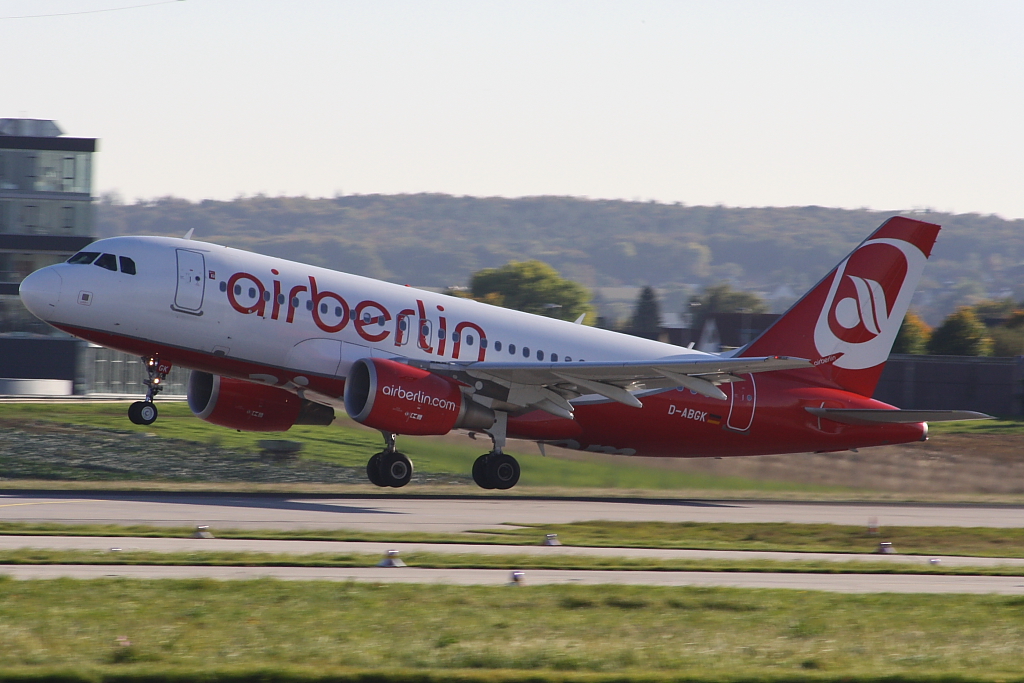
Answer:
[415,355,811,419]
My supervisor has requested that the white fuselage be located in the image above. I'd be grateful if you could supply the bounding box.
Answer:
[23,236,705,390]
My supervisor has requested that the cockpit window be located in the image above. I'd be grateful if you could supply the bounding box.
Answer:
[119,256,137,275]
[67,251,99,265]
[94,253,117,271]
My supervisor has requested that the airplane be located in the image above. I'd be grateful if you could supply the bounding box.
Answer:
[18,215,988,489]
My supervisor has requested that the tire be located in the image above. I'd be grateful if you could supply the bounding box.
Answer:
[381,452,413,488]
[137,402,158,426]
[489,453,520,490]
[127,401,144,425]
[366,453,386,487]
[472,454,495,489]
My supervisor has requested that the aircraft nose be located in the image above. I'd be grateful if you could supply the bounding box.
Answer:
[19,267,63,319]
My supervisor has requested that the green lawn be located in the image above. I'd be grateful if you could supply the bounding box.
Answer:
[927,416,1024,435]
[0,548,1022,576]
[1,578,1024,678]
[0,402,839,492]
[4,520,1024,559]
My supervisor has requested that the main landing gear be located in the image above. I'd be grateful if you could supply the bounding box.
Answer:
[128,356,168,426]
[361,413,522,491]
[366,431,414,488]
[472,412,520,490]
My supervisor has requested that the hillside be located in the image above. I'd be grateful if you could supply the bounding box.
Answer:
[96,194,1024,325]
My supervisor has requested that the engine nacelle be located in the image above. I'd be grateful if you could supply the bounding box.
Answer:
[343,357,494,436]
[187,371,335,432]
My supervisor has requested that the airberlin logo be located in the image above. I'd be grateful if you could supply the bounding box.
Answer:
[382,385,458,412]
[813,238,926,371]
[224,271,488,361]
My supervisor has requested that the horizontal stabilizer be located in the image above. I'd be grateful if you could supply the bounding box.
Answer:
[805,408,993,425]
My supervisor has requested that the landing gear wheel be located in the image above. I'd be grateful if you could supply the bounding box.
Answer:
[128,401,158,426]
[366,453,386,487]
[473,454,495,489]
[380,452,413,488]
[488,453,520,490]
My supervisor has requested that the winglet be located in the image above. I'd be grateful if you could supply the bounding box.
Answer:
[183,228,194,240]
[573,314,586,325]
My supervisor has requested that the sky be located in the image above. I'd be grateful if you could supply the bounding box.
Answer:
[3,0,1024,218]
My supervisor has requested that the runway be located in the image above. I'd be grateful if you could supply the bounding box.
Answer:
[1,563,1023,594]
[4,492,1022,592]
[2,492,1022,531]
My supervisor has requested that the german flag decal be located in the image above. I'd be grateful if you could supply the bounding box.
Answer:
[707,414,722,426]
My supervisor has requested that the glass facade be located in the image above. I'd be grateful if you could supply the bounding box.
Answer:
[0,199,92,236]
[0,122,97,336]
[0,149,91,194]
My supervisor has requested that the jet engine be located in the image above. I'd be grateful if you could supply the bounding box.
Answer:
[187,371,335,431]
[343,357,494,435]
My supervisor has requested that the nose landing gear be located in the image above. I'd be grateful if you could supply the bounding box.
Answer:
[128,356,170,426]
[366,432,413,488]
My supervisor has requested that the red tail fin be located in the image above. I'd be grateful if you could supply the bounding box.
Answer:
[739,216,940,396]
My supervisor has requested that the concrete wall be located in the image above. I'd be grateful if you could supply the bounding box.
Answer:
[874,354,1024,417]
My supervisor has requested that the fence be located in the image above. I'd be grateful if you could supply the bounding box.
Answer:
[3,339,1023,414]
[77,344,189,396]
[874,354,1024,418]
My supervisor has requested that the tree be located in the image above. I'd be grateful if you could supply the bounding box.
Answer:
[687,283,768,331]
[892,311,930,355]
[970,298,1018,324]
[628,286,662,340]
[927,307,993,356]
[465,260,591,323]
[989,326,1024,357]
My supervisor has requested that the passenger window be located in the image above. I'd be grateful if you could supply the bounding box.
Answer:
[118,256,136,275]
[564,356,571,362]
[94,253,117,271]
[508,344,516,355]
[67,251,99,264]
[537,350,544,360]
[493,340,501,351]
[219,281,227,292]
[550,353,558,362]
[523,347,530,358]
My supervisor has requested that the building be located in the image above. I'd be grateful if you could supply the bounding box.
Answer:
[0,118,96,335]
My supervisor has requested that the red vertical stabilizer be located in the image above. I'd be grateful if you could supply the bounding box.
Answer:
[739,216,940,397]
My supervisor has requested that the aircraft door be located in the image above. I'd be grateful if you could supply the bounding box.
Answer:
[725,374,756,432]
[174,249,206,312]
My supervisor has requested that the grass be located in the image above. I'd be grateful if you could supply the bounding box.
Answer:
[0,548,1023,575]
[0,402,841,492]
[489,521,1024,558]
[4,520,1024,558]
[927,417,1024,435]
[2,578,1024,677]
